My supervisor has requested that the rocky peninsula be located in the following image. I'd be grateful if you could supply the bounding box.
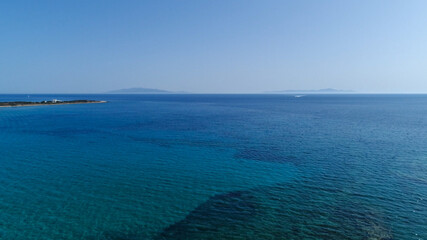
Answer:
[0,100,106,107]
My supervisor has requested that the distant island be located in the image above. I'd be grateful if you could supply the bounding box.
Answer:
[108,87,171,94]
[109,87,354,94]
[0,100,106,108]
[268,88,354,94]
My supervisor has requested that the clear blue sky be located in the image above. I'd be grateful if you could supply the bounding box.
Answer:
[1,0,426,93]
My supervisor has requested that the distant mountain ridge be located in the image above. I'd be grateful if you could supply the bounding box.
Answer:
[269,88,354,93]
[108,88,171,94]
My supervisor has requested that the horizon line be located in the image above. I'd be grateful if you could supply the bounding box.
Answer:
[2,92,427,95]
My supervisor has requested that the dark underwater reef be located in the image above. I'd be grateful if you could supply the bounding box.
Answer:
[90,181,392,240]
[155,183,392,240]
[156,191,258,240]
[86,135,393,239]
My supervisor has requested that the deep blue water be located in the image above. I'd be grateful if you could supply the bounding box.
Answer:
[0,94,426,240]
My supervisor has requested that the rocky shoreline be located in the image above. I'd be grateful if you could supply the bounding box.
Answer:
[0,100,106,107]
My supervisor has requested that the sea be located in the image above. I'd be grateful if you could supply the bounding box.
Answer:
[0,94,426,240]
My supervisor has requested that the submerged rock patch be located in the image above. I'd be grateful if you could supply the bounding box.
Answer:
[157,183,393,240]
[156,191,259,240]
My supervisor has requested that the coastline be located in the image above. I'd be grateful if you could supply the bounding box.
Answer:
[0,100,107,108]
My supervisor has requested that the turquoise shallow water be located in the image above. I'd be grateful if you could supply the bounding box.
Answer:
[0,94,426,239]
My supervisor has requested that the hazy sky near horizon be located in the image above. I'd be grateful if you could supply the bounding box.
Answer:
[1,0,427,93]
